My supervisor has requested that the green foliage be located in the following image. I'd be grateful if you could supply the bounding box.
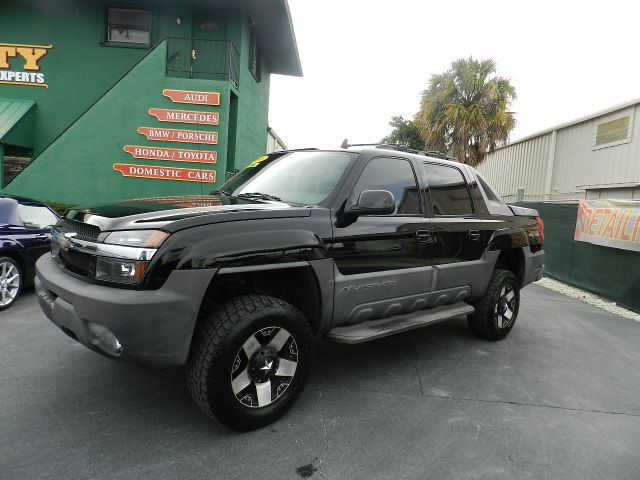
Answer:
[45,201,75,216]
[416,57,516,166]
[382,116,424,151]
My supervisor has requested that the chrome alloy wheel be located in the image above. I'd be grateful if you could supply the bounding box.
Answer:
[231,326,299,408]
[0,260,20,307]
[495,284,516,329]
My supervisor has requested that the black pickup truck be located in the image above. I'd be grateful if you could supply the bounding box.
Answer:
[35,146,544,430]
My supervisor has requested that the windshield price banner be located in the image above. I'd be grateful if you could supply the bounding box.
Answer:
[113,164,216,183]
[124,145,217,164]
[575,199,640,252]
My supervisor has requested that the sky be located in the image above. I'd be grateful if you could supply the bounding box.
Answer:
[268,0,640,150]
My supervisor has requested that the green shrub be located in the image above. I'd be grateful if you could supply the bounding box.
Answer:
[45,201,75,216]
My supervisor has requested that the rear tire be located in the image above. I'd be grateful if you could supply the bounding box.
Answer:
[468,269,520,341]
[187,294,313,431]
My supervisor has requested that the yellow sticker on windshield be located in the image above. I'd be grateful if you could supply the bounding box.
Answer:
[248,155,269,168]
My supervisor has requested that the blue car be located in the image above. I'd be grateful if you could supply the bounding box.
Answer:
[0,195,59,310]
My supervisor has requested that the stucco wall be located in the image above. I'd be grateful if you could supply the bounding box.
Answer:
[0,1,278,204]
[3,41,230,204]
[0,0,192,156]
[232,19,271,171]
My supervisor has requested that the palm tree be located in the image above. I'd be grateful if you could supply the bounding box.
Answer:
[415,57,516,166]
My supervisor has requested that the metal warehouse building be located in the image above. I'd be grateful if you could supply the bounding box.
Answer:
[478,98,640,202]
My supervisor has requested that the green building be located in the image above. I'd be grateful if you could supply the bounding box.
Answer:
[0,0,301,204]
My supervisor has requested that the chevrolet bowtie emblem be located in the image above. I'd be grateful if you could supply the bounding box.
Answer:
[259,360,273,371]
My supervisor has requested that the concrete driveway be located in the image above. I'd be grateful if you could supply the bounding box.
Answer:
[1,284,639,479]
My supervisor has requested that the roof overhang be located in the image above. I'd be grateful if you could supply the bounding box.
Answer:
[244,0,302,76]
[185,0,302,76]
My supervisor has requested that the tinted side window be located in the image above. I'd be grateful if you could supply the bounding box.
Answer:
[353,157,421,215]
[423,163,474,216]
[469,182,488,215]
[17,204,57,229]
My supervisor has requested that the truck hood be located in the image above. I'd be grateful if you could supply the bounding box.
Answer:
[65,195,312,232]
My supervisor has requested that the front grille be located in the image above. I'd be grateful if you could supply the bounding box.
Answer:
[58,247,96,278]
[55,218,100,278]
[58,219,101,242]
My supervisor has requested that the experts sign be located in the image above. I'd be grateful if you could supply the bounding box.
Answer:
[0,42,52,88]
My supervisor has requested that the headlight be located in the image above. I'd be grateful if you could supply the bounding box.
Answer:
[96,257,150,284]
[96,230,168,284]
[103,230,169,248]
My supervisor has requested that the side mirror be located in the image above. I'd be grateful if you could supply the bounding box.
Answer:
[345,189,396,216]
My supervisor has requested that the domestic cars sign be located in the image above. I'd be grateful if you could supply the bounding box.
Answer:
[575,199,640,252]
[113,164,216,183]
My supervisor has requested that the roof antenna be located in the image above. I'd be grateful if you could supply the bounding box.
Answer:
[340,138,349,149]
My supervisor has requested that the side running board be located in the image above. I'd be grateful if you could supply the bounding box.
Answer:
[326,302,474,344]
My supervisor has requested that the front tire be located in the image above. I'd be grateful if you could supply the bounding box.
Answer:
[187,294,313,431]
[468,269,520,341]
[0,257,22,311]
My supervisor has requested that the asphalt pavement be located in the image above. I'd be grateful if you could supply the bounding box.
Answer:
[1,284,639,479]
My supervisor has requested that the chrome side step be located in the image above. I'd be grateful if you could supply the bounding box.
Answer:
[326,302,474,344]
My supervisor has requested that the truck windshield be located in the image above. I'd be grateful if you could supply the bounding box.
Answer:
[219,151,357,206]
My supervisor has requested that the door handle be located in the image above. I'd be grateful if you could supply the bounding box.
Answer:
[468,230,481,241]
[415,230,433,244]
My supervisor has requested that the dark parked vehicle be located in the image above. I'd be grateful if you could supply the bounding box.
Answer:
[0,195,58,310]
[35,146,545,430]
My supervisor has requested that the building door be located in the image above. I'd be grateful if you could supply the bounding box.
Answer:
[191,13,228,80]
[330,156,433,325]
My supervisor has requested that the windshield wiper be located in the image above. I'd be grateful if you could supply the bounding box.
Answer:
[209,189,231,196]
[236,192,282,202]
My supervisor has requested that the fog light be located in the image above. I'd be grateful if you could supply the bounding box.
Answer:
[87,322,123,356]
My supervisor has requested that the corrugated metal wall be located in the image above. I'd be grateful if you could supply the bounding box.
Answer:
[478,104,640,201]
[478,132,552,201]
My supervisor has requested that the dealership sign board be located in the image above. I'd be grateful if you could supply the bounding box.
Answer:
[163,89,220,106]
[116,88,221,184]
[113,164,216,183]
[124,145,217,163]
[0,42,52,87]
[575,199,640,252]
[148,108,219,125]
[137,127,218,144]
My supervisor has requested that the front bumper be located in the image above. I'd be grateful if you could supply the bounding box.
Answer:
[35,253,216,365]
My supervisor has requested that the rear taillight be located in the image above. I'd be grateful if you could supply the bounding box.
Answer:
[535,216,544,244]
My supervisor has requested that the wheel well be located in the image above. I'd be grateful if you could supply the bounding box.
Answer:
[199,266,323,333]
[0,250,25,274]
[495,248,525,286]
